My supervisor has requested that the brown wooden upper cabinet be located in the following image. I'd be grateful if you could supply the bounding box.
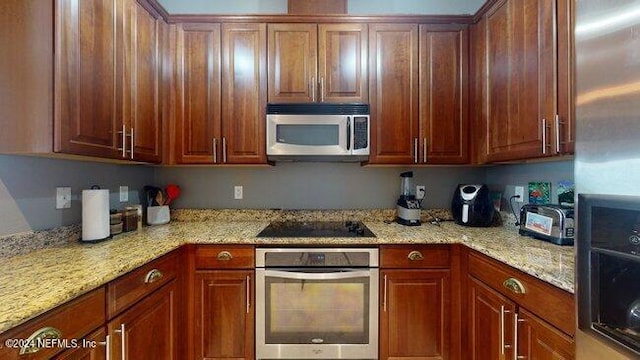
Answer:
[419,24,469,164]
[0,0,163,162]
[368,24,419,164]
[267,23,368,103]
[56,0,163,162]
[475,0,573,163]
[175,23,267,164]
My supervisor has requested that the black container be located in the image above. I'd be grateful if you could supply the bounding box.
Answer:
[451,184,494,227]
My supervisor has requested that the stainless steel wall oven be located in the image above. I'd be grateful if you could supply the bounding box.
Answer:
[578,194,640,357]
[255,248,379,359]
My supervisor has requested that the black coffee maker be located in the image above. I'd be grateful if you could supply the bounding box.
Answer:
[451,184,494,227]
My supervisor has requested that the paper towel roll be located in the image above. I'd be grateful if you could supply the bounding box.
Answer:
[82,189,110,241]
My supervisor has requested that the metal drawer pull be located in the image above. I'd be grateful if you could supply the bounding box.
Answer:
[500,306,506,355]
[144,269,164,284]
[503,278,526,294]
[407,250,424,261]
[18,327,62,355]
[217,251,233,261]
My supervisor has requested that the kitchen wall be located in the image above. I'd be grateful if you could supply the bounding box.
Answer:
[485,159,575,210]
[157,0,485,15]
[154,163,487,210]
[0,155,154,236]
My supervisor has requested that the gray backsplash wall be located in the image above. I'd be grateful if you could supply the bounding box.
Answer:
[154,163,488,210]
[485,159,575,210]
[0,155,154,236]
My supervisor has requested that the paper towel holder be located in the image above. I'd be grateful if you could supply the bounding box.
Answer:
[81,185,112,243]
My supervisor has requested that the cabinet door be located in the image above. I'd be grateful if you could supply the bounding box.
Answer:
[54,328,108,360]
[419,25,469,164]
[55,0,120,159]
[194,270,254,360]
[485,0,556,162]
[368,24,419,164]
[121,0,162,163]
[517,309,575,360]
[318,24,368,103]
[176,24,221,164]
[267,23,318,103]
[221,23,267,164]
[109,281,178,360]
[380,269,450,360]
[468,276,516,360]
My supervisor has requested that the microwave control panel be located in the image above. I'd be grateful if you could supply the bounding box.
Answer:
[353,116,368,150]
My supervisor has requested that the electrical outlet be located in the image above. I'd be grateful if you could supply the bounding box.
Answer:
[56,187,71,209]
[514,186,525,202]
[234,186,243,200]
[119,186,129,202]
[416,185,426,200]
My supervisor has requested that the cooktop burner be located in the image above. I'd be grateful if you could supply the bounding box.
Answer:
[257,221,376,238]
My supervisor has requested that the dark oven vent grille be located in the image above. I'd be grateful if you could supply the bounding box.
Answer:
[267,103,369,115]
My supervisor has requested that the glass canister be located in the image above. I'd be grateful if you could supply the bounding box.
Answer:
[123,207,139,232]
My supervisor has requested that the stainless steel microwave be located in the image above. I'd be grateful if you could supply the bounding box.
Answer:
[266,104,370,162]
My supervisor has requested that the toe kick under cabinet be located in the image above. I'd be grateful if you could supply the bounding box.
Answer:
[465,249,575,360]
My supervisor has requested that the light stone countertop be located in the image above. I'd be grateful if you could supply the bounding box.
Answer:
[0,220,575,335]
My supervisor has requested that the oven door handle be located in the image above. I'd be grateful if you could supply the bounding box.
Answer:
[263,269,372,281]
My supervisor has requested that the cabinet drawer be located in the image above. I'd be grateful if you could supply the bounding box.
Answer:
[107,251,178,318]
[467,250,575,336]
[380,245,450,268]
[0,287,105,360]
[195,245,255,269]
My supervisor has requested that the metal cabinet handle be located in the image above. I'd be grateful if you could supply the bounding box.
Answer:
[320,77,325,102]
[503,278,526,294]
[246,275,251,313]
[144,269,164,284]
[99,334,111,360]
[514,313,526,360]
[222,137,227,163]
[18,327,62,355]
[554,115,561,154]
[130,127,134,160]
[414,138,418,163]
[118,124,126,158]
[423,137,427,163]
[500,306,514,355]
[541,118,552,155]
[383,274,388,312]
[212,138,217,163]
[114,324,126,360]
[217,251,233,261]
[407,250,424,261]
[311,77,316,102]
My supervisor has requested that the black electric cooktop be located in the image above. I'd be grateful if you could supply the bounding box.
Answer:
[256,221,376,238]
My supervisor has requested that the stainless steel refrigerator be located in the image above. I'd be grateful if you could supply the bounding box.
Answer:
[575,0,640,358]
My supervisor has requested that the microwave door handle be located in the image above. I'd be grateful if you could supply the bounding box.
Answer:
[347,117,351,151]
[264,269,371,281]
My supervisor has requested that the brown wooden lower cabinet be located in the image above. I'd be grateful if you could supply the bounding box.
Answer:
[194,270,254,360]
[108,280,179,360]
[54,328,108,360]
[380,269,451,360]
[517,308,575,359]
[468,276,517,360]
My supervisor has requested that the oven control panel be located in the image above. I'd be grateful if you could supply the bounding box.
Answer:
[256,248,379,268]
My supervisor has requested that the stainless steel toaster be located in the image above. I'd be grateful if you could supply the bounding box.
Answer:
[519,204,575,245]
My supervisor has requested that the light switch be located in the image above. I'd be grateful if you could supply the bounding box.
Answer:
[119,186,129,202]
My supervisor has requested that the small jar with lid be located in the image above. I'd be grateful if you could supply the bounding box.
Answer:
[123,207,139,232]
